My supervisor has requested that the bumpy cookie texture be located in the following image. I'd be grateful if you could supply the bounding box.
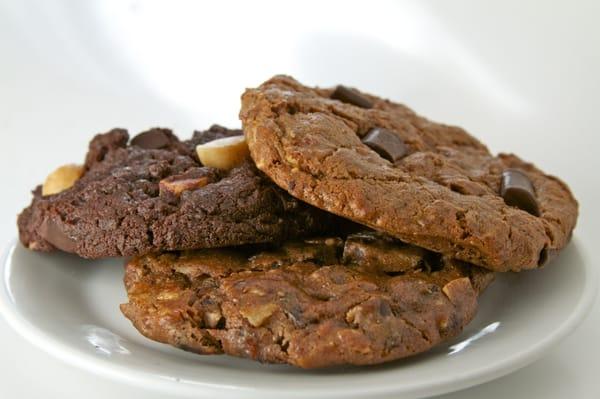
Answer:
[18,125,336,258]
[121,231,493,368]
[240,76,579,272]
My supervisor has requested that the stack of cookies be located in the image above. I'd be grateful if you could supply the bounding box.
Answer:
[17,76,578,368]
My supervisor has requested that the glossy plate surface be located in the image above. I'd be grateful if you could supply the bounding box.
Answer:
[0,238,596,399]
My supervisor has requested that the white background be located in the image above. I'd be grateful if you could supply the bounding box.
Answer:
[1,0,598,397]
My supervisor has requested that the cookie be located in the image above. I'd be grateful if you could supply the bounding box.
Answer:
[18,125,336,258]
[120,231,493,368]
[240,76,578,272]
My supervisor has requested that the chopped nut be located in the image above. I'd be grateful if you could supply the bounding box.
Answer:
[156,290,180,301]
[438,317,449,331]
[284,154,299,167]
[345,305,364,326]
[324,238,340,246]
[196,135,249,170]
[248,287,266,296]
[42,164,84,196]
[159,176,209,196]
[204,309,223,328]
[240,303,278,327]
[442,277,472,304]
[28,242,44,251]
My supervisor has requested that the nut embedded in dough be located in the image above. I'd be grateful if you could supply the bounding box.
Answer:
[159,176,209,196]
[42,164,84,196]
[240,303,278,327]
[196,135,249,170]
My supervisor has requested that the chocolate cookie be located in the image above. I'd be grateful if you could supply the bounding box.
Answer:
[121,231,493,368]
[240,76,578,272]
[18,125,336,258]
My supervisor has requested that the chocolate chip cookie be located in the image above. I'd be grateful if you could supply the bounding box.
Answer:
[121,231,493,368]
[18,125,336,258]
[240,76,578,272]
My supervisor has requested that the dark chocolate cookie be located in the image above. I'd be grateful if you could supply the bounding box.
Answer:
[240,76,578,272]
[18,125,336,258]
[121,231,493,368]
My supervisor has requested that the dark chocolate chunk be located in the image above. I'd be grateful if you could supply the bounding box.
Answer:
[362,128,407,162]
[342,232,426,273]
[500,169,540,216]
[130,128,174,149]
[39,218,77,253]
[331,85,373,109]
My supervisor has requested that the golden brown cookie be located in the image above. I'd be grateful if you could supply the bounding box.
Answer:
[121,232,493,368]
[240,76,578,272]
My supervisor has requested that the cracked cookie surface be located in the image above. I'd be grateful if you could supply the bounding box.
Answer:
[121,232,493,368]
[18,125,336,258]
[240,75,578,272]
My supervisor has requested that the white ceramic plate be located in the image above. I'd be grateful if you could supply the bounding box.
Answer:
[0,238,596,399]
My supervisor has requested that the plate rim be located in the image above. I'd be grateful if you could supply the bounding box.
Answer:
[0,237,597,399]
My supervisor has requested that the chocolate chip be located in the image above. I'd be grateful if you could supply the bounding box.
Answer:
[362,128,407,162]
[500,169,540,216]
[342,232,426,273]
[131,129,174,149]
[39,218,77,253]
[331,85,373,109]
